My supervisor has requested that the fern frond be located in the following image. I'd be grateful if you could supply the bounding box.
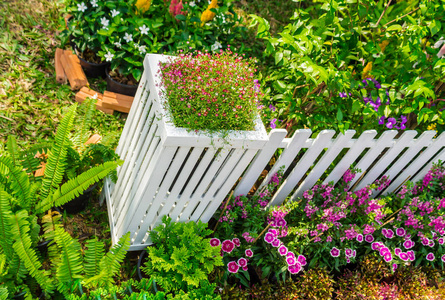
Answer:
[65,147,81,180]
[73,97,97,151]
[9,210,54,293]
[53,226,83,296]
[41,210,62,242]
[84,239,105,278]
[0,191,13,259]
[0,156,31,210]
[20,143,52,180]
[6,136,20,168]
[40,104,78,200]
[83,232,130,288]
[36,160,122,213]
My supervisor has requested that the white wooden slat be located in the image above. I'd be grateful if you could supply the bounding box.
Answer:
[133,147,190,244]
[348,131,399,189]
[385,131,445,194]
[292,130,356,198]
[114,135,162,233]
[168,147,219,221]
[115,70,147,155]
[269,130,336,206]
[117,146,177,238]
[376,131,436,196]
[411,145,445,183]
[255,129,313,194]
[188,148,254,222]
[356,131,418,190]
[177,148,232,221]
[200,149,259,222]
[111,102,155,211]
[323,130,378,186]
[103,178,118,246]
[113,126,159,223]
[235,129,287,196]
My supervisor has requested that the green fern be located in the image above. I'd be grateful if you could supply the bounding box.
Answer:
[6,136,20,168]
[20,142,52,181]
[0,156,31,210]
[73,97,97,151]
[36,160,123,213]
[40,104,78,200]
[84,239,105,278]
[9,210,54,293]
[0,191,14,259]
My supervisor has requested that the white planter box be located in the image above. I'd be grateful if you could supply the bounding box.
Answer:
[105,54,268,250]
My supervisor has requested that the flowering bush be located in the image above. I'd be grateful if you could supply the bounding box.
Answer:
[159,49,263,131]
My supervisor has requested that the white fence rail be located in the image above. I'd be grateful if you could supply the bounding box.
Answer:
[102,55,445,251]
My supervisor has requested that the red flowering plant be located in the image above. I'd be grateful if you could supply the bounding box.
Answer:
[158,48,263,133]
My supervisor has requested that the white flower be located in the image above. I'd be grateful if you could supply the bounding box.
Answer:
[123,32,133,43]
[139,45,147,54]
[90,0,98,7]
[104,51,114,62]
[211,41,222,52]
[92,93,98,99]
[100,17,109,29]
[189,1,196,6]
[139,24,149,35]
[111,9,120,18]
[77,2,87,12]
[114,40,122,48]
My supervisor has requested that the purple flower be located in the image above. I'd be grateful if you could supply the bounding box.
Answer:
[407,250,415,262]
[399,252,409,261]
[392,263,398,272]
[403,239,414,250]
[352,250,356,258]
[356,234,364,242]
[269,229,278,237]
[426,253,435,261]
[385,229,394,239]
[232,238,240,247]
[221,240,235,253]
[421,238,430,246]
[278,245,288,256]
[210,238,221,247]
[288,263,301,274]
[245,249,253,257]
[345,248,353,257]
[395,248,402,256]
[378,116,386,125]
[396,228,406,237]
[270,118,277,129]
[386,118,396,129]
[271,238,281,247]
[238,257,247,267]
[269,104,276,112]
[264,232,274,243]
[442,255,445,263]
[439,238,444,245]
[276,218,287,227]
[339,92,347,98]
[428,240,435,247]
[227,261,239,273]
[297,255,307,266]
[330,247,340,257]
[365,234,374,243]
[286,256,296,266]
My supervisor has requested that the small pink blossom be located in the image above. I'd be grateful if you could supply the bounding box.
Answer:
[245,249,253,257]
[209,238,221,247]
[227,261,239,273]
[238,257,247,267]
[221,240,235,253]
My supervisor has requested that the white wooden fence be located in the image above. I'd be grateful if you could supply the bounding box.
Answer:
[101,55,445,251]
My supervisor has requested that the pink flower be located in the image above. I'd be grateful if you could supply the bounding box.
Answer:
[330,247,340,257]
[271,238,281,247]
[242,266,248,271]
[365,234,374,243]
[356,234,364,242]
[407,250,415,262]
[403,239,414,249]
[371,242,382,251]
[286,256,296,266]
[385,229,394,239]
[245,249,253,257]
[399,252,409,261]
[345,248,353,258]
[221,240,235,253]
[232,238,240,247]
[439,238,444,245]
[227,261,239,273]
[297,255,307,266]
[210,238,221,247]
[288,262,301,274]
[396,227,406,237]
[238,257,248,267]
[269,229,278,237]
[442,255,445,263]
[392,263,398,272]
[278,245,288,256]
[383,253,392,262]
[395,248,402,256]
[264,232,274,243]
[426,252,435,261]
[286,251,295,258]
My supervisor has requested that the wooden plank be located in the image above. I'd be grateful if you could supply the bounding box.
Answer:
[292,130,356,198]
[74,90,114,114]
[102,91,134,113]
[235,129,287,196]
[85,134,102,145]
[60,49,88,90]
[55,48,67,84]
[269,130,336,205]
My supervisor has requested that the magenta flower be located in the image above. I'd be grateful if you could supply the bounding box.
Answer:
[383,253,392,262]
[442,254,445,263]
[297,255,307,266]
[286,256,296,266]
[271,238,281,247]
[269,229,278,237]
[232,238,240,247]
[421,238,430,246]
[379,247,390,256]
[278,245,288,256]
[428,240,435,247]
[288,263,301,274]
[426,252,435,261]
[392,263,398,272]
[395,248,402,256]
[365,234,374,243]
[245,249,253,257]
[407,250,415,262]
[385,229,394,239]
[330,247,340,257]
[352,250,356,258]
[371,242,382,251]
[238,257,248,267]
[345,248,353,258]
[242,266,248,271]
[227,261,239,273]
[287,251,295,258]
[399,252,409,262]
[210,238,221,247]
[439,238,444,245]
[221,240,235,253]
[356,234,364,242]
[270,118,277,129]
[276,218,287,227]
[264,232,274,243]
[396,227,406,237]
[403,239,414,250]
